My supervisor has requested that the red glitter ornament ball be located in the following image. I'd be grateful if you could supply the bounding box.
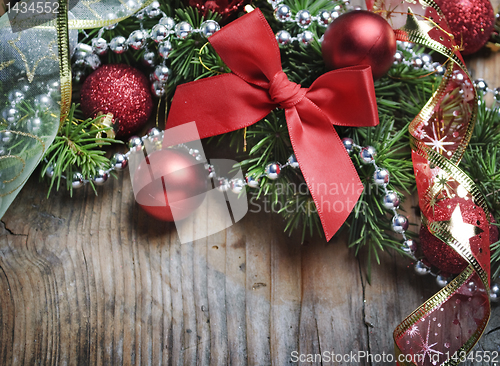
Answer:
[133,149,208,222]
[80,64,153,137]
[184,0,249,21]
[420,225,468,274]
[434,0,495,55]
[321,10,396,80]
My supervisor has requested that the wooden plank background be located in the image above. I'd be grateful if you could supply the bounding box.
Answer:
[1,2,500,364]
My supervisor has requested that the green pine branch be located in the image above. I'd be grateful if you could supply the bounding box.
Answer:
[41,104,121,196]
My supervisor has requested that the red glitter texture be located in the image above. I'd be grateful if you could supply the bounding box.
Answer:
[434,0,495,55]
[420,198,491,274]
[80,64,153,137]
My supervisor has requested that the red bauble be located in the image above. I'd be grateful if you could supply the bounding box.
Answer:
[133,149,208,222]
[80,64,153,137]
[321,10,396,80]
[434,0,495,55]
[184,0,249,21]
[420,226,468,274]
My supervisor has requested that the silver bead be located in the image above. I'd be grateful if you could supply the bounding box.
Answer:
[297,31,314,45]
[205,164,216,178]
[128,30,147,50]
[34,94,55,111]
[436,275,450,288]
[135,9,146,20]
[26,116,42,133]
[111,153,128,170]
[142,51,156,67]
[287,154,299,168]
[92,169,109,185]
[474,79,488,94]
[200,20,220,38]
[85,53,101,70]
[151,81,166,97]
[128,136,144,152]
[159,16,176,30]
[265,162,281,180]
[217,178,230,192]
[317,9,332,26]
[382,191,399,210]
[373,168,389,186]
[274,4,292,22]
[8,90,24,104]
[360,146,376,164]
[276,30,292,45]
[412,57,423,68]
[296,10,312,28]
[45,164,55,178]
[153,65,170,82]
[420,53,432,66]
[331,11,341,20]
[92,37,108,56]
[1,107,20,124]
[490,283,500,302]
[402,239,417,253]
[147,127,162,142]
[158,40,173,58]
[0,130,13,144]
[393,50,403,64]
[414,260,431,275]
[392,214,409,233]
[494,87,500,103]
[146,0,161,17]
[72,172,84,189]
[230,178,245,194]
[73,43,93,62]
[342,137,354,154]
[110,36,128,53]
[174,21,193,39]
[246,175,260,188]
[151,24,169,43]
[433,62,445,76]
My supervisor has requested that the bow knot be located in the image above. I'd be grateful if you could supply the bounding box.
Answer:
[269,71,306,109]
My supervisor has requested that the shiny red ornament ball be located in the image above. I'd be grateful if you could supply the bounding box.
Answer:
[133,149,208,222]
[321,10,396,80]
[434,0,495,55]
[184,0,249,21]
[80,64,153,138]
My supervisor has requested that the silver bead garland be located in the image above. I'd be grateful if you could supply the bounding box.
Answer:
[72,1,222,97]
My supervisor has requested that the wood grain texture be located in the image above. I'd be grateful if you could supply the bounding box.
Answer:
[2,2,500,363]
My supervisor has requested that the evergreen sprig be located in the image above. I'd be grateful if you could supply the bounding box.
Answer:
[41,104,120,196]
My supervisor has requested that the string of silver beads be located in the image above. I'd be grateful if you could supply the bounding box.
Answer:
[271,0,358,46]
[72,0,221,97]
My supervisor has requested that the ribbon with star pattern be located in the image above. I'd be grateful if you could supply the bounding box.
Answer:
[369,1,492,364]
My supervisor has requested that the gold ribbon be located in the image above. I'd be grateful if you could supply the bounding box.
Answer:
[391,1,491,365]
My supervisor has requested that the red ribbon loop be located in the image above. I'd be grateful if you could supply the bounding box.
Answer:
[269,71,306,108]
[164,9,380,240]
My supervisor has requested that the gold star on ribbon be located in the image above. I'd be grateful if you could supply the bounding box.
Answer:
[405,8,436,36]
[441,204,483,249]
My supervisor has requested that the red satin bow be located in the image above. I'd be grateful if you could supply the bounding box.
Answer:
[164,9,379,240]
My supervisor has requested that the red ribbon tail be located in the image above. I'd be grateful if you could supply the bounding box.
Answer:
[285,103,363,241]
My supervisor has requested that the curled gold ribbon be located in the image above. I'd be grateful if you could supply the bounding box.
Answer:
[391,1,491,365]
